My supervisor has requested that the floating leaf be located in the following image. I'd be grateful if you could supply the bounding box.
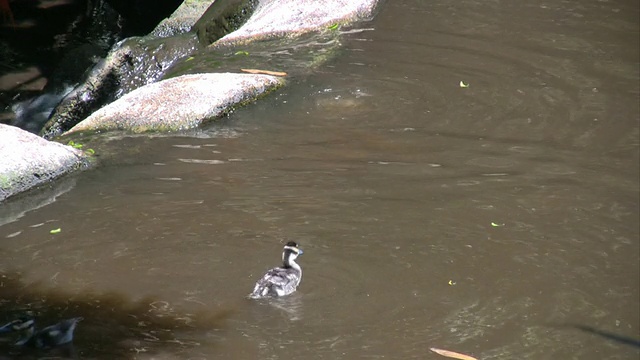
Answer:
[67,140,83,149]
[491,222,503,227]
[448,280,456,286]
[50,228,61,234]
[186,56,195,61]
[86,148,95,155]
[234,50,249,56]
[459,81,470,88]
[328,23,339,31]
[430,347,478,360]
[240,68,287,77]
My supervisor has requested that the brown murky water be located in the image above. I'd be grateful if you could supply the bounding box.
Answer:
[1,0,639,358]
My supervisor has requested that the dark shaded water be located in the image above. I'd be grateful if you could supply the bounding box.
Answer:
[1,0,639,358]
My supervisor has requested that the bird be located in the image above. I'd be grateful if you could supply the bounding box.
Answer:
[0,316,82,348]
[249,241,304,299]
[0,316,33,334]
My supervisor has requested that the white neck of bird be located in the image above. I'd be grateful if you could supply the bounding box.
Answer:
[283,252,301,271]
[287,258,301,271]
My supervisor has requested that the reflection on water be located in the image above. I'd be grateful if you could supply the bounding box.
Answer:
[0,177,76,227]
[1,0,638,358]
[250,294,305,322]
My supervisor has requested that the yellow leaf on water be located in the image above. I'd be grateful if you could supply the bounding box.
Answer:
[430,347,478,360]
[459,81,470,88]
[241,68,287,77]
[50,228,61,234]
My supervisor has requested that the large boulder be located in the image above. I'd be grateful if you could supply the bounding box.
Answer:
[39,0,239,140]
[40,33,202,139]
[41,0,379,139]
[64,73,284,135]
[213,0,378,47]
[0,124,89,202]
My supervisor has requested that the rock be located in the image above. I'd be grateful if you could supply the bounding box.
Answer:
[193,0,259,46]
[154,0,233,38]
[42,0,379,139]
[213,0,378,47]
[64,73,284,135]
[41,33,201,139]
[40,0,242,139]
[0,124,89,202]
[11,86,74,134]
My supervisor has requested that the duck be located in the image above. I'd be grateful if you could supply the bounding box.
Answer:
[249,241,303,299]
[0,316,33,334]
[0,316,82,348]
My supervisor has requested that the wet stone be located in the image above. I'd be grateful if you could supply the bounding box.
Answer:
[0,124,88,202]
[64,73,285,136]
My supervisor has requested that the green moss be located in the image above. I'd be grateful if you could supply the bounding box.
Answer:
[0,174,13,189]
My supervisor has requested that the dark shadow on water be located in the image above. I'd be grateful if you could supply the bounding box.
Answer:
[0,271,235,359]
[569,324,640,348]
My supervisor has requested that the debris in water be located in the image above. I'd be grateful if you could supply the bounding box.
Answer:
[491,222,503,227]
[448,280,456,286]
[459,81,470,88]
[67,140,83,149]
[241,68,287,77]
[328,23,339,30]
[50,228,62,234]
[430,347,478,360]
[234,50,249,56]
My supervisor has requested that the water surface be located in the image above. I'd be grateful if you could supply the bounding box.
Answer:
[1,0,638,358]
